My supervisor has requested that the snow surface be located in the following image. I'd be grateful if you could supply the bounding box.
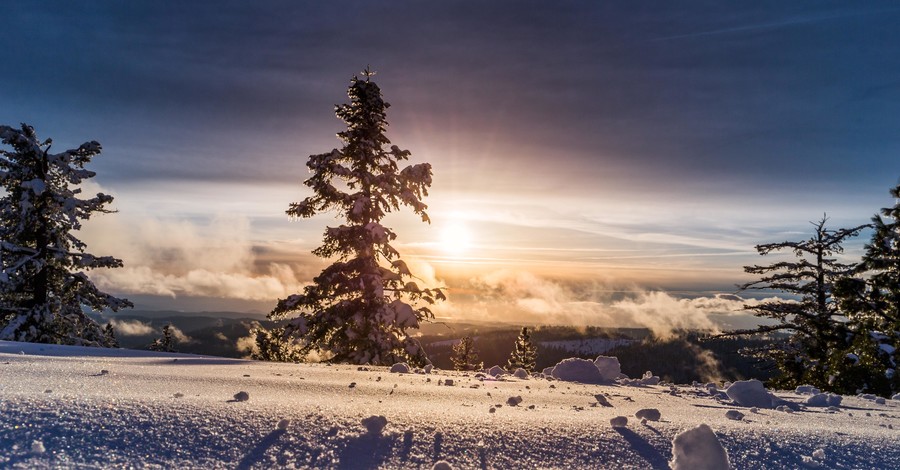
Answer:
[2,341,900,469]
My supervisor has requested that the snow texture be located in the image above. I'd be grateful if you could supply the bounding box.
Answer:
[2,341,900,469]
[670,424,732,470]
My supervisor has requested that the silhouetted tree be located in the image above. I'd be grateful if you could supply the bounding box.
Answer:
[833,184,900,395]
[451,336,483,371]
[720,216,865,390]
[103,323,119,348]
[507,327,538,372]
[265,69,444,366]
[148,324,176,352]
[0,124,132,346]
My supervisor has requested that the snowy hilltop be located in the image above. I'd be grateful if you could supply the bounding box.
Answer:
[2,341,899,469]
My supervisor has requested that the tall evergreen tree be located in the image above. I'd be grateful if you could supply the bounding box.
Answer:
[833,184,900,395]
[0,124,132,346]
[721,216,865,390]
[451,336,483,371]
[267,70,444,366]
[507,327,538,373]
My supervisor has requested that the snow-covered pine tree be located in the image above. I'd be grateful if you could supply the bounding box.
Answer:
[103,322,119,348]
[507,327,538,373]
[720,216,866,390]
[148,324,176,352]
[832,184,900,395]
[251,324,304,363]
[267,70,444,366]
[451,336,483,371]
[0,124,132,346]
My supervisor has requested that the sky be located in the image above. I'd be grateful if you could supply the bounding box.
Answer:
[2,1,900,331]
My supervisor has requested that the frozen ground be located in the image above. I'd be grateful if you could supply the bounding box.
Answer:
[1,341,899,469]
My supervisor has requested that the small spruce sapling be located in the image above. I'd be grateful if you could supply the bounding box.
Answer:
[507,327,538,373]
[451,336,483,371]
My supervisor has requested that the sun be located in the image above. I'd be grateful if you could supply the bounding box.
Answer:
[439,221,473,256]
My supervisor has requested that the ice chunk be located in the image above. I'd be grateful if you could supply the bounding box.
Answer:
[670,424,732,470]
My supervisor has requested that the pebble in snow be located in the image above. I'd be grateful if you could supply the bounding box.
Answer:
[277,419,290,430]
[594,394,613,407]
[507,396,523,406]
[432,460,454,470]
[233,391,250,402]
[31,440,45,455]
[610,416,628,428]
[725,410,744,421]
[361,415,388,435]
[670,424,732,470]
[635,408,661,422]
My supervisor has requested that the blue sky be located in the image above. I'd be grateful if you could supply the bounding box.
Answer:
[2,2,899,329]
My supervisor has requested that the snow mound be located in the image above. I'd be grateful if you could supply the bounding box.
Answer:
[513,368,529,379]
[432,460,454,470]
[551,358,604,384]
[593,355,621,381]
[390,363,410,373]
[725,379,783,409]
[487,365,505,377]
[795,385,820,395]
[670,424,732,470]
[892,393,900,401]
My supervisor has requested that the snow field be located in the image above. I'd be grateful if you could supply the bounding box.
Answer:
[2,342,900,469]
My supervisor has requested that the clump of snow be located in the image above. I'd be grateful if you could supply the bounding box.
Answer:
[233,391,250,402]
[541,366,555,376]
[795,385,820,395]
[635,408,661,421]
[610,416,628,428]
[892,392,900,400]
[640,371,660,385]
[513,368,529,379]
[725,410,744,421]
[390,363,410,373]
[277,419,290,430]
[424,364,433,374]
[432,460,454,470]
[487,365,505,377]
[812,448,825,460]
[551,358,604,384]
[361,415,388,435]
[593,355,621,381]
[806,393,842,407]
[670,424,732,470]
[31,440,45,455]
[726,379,781,409]
[776,405,794,413]
[507,396,523,406]
[875,397,886,405]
